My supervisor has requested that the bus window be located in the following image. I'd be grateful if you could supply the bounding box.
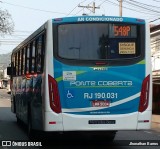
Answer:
[36,36,42,72]
[19,50,22,75]
[16,53,18,76]
[22,48,26,75]
[58,23,140,61]
[26,45,30,74]
[11,54,16,76]
[13,55,15,68]
[31,41,36,73]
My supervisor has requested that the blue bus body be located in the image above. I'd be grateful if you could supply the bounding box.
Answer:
[9,16,152,139]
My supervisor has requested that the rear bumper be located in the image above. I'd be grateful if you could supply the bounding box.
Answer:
[62,112,139,131]
[63,111,151,131]
[43,111,151,132]
[43,111,63,131]
[137,110,152,130]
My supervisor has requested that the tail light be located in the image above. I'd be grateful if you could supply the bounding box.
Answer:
[48,74,61,113]
[139,75,150,112]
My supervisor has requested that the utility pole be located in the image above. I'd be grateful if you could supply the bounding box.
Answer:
[78,2,100,14]
[119,0,123,17]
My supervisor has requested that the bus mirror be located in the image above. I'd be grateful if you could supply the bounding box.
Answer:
[7,67,11,75]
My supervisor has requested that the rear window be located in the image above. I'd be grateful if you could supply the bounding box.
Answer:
[58,23,142,61]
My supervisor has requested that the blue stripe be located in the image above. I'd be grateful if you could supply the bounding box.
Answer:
[52,16,145,24]
[63,97,139,115]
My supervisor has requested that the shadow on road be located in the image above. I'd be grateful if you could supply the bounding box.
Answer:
[26,131,124,149]
[0,107,122,148]
[0,107,28,140]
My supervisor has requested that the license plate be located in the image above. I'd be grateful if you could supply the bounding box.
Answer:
[89,120,116,124]
[92,100,110,107]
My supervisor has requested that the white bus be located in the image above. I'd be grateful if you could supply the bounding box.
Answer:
[7,16,152,140]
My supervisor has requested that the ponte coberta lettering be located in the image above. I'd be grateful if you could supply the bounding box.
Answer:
[77,17,123,22]
[70,81,132,87]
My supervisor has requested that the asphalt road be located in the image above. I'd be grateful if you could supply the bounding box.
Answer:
[0,89,160,149]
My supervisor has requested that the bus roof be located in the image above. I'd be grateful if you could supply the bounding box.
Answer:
[52,16,145,24]
[12,23,46,54]
[11,16,145,54]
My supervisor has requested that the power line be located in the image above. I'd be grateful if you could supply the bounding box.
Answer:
[76,0,100,15]
[100,0,160,17]
[104,0,159,16]
[66,5,79,16]
[14,30,33,33]
[128,0,160,9]
[73,0,95,15]
[125,0,160,13]
[66,0,88,16]
[98,0,107,7]
[78,2,100,13]
[152,0,160,2]
[123,2,160,16]
[0,43,19,45]
[1,1,68,15]
[150,18,160,23]
[74,9,84,15]
[0,39,23,41]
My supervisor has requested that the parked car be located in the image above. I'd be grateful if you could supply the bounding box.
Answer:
[0,80,3,89]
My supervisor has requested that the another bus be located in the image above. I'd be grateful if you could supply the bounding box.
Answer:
[7,16,152,140]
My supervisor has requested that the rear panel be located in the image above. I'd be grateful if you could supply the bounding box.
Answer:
[47,16,151,131]
[54,60,145,130]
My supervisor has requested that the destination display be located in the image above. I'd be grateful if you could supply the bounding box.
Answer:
[110,24,137,38]
[114,25,131,37]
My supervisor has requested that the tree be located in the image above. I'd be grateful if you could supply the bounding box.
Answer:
[0,9,14,36]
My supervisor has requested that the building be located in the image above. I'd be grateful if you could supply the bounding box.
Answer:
[0,66,10,89]
[3,68,10,79]
[150,25,160,114]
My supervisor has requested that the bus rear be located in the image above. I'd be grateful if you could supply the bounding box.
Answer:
[46,16,152,134]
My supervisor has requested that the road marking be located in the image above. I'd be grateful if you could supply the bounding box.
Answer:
[144,131,152,134]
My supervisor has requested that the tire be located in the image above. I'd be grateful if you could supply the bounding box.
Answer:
[27,107,34,139]
[105,131,116,142]
[91,131,116,142]
[106,133,116,142]
[16,116,21,125]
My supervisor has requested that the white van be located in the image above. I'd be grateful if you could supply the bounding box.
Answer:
[0,80,3,89]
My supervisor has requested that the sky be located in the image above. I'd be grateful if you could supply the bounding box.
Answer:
[0,0,160,54]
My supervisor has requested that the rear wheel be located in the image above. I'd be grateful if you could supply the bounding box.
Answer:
[28,116,32,138]
[16,116,21,125]
[106,131,116,142]
[91,131,117,142]
[27,107,34,139]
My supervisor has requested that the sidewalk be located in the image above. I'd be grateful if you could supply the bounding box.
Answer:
[151,114,160,132]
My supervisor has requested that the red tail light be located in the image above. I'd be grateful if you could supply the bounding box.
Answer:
[48,74,61,113]
[139,75,150,112]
